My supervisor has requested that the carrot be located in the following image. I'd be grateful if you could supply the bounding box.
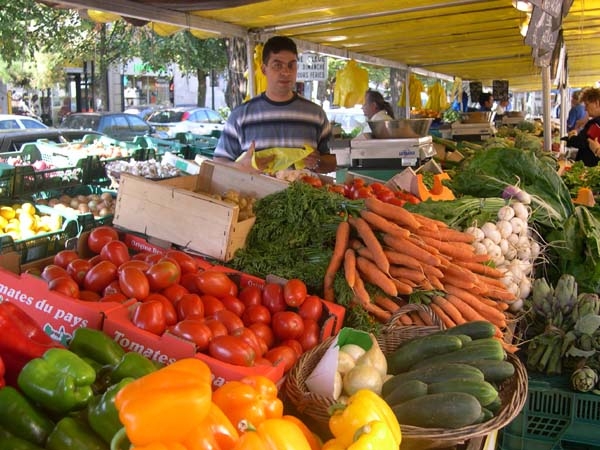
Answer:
[408,235,441,255]
[388,266,426,283]
[352,275,390,323]
[459,261,505,278]
[436,241,479,261]
[427,274,445,291]
[348,216,390,274]
[418,279,435,291]
[445,294,488,322]
[373,295,401,314]
[417,308,435,326]
[343,248,357,289]
[353,244,374,261]
[409,311,426,325]
[396,312,414,326]
[442,262,478,284]
[383,249,423,269]
[419,262,445,280]
[352,273,371,307]
[364,196,421,230]
[444,285,507,328]
[391,278,414,295]
[440,269,477,291]
[415,226,475,244]
[356,256,398,297]
[500,340,520,354]
[360,301,392,323]
[323,220,350,301]
[485,286,518,303]
[359,209,410,239]
[382,234,442,267]
[413,212,447,229]
[475,273,508,289]
[432,295,466,325]
[430,302,456,329]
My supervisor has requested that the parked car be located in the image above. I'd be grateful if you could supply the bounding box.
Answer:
[146,107,224,137]
[0,114,49,131]
[123,104,167,121]
[59,112,154,142]
[0,129,103,154]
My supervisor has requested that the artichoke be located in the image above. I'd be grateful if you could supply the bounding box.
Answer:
[570,366,598,392]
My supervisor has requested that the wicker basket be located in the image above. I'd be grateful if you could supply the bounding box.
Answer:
[283,304,528,449]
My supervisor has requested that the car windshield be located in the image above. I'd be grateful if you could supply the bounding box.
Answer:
[147,110,186,123]
[62,115,99,130]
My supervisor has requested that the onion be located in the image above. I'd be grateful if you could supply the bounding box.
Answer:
[497,205,515,221]
[465,226,485,241]
[496,220,513,239]
[509,217,527,235]
[511,202,530,220]
[481,222,502,245]
[503,185,531,204]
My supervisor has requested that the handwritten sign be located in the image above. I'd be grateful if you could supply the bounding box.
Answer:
[297,54,327,81]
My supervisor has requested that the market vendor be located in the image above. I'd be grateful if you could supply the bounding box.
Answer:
[213,36,332,172]
[478,92,494,112]
[362,89,395,121]
[567,87,600,167]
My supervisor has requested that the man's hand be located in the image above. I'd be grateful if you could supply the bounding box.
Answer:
[303,149,320,171]
[236,142,274,173]
[588,137,600,157]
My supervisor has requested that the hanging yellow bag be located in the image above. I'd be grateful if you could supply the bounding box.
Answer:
[399,74,424,109]
[244,44,268,101]
[333,60,369,108]
[235,145,315,174]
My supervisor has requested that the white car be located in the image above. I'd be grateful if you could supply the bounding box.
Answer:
[146,107,224,138]
[0,114,48,130]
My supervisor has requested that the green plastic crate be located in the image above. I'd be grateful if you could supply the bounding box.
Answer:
[499,373,600,450]
[13,165,83,197]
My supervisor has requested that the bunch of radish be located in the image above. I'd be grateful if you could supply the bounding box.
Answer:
[465,187,541,312]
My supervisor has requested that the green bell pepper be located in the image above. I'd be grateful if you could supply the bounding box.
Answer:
[0,425,44,450]
[87,377,133,444]
[110,351,158,383]
[17,348,96,415]
[69,328,125,367]
[0,386,54,446]
[46,417,108,450]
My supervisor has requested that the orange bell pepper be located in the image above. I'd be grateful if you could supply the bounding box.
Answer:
[114,358,212,447]
[212,375,283,432]
[232,418,313,450]
[183,402,239,450]
[282,415,322,450]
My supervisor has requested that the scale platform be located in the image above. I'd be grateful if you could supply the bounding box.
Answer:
[451,122,496,140]
[501,116,525,125]
[349,136,435,168]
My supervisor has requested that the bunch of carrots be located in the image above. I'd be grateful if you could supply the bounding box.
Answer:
[324,196,518,352]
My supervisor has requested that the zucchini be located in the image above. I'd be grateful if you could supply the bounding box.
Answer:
[467,359,515,383]
[427,379,499,406]
[410,339,506,370]
[384,379,428,406]
[382,363,484,398]
[392,392,483,429]
[441,321,496,340]
[386,334,465,374]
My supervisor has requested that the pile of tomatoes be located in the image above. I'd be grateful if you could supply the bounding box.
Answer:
[340,178,421,205]
[40,226,325,373]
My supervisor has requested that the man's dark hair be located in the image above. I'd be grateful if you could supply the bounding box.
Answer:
[262,36,298,64]
[479,92,493,106]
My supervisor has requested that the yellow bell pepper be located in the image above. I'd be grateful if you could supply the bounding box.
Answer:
[232,418,313,450]
[328,390,401,448]
[323,420,397,450]
[114,358,212,447]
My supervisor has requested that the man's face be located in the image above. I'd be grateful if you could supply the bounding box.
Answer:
[262,50,298,95]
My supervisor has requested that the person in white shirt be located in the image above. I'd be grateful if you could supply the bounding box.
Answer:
[362,89,395,121]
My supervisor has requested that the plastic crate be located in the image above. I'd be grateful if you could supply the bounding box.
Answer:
[499,373,600,450]
[0,164,15,198]
[133,136,185,157]
[13,165,83,197]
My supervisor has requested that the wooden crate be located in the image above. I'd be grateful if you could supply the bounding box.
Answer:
[113,161,289,261]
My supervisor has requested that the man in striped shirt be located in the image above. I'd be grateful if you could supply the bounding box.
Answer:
[214,36,332,171]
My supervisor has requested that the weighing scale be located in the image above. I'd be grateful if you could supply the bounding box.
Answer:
[348,136,436,169]
[501,116,525,126]
[451,121,496,141]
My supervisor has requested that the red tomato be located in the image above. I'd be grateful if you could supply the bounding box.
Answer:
[370,182,385,193]
[261,283,286,314]
[298,319,320,351]
[119,267,150,301]
[78,290,101,302]
[238,285,263,308]
[203,317,228,338]
[241,304,271,327]
[220,294,245,317]
[131,300,166,335]
[99,292,128,303]
[144,293,178,326]
[87,226,119,254]
[146,260,181,291]
[272,311,305,341]
[201,295,225,316]
[118,260,150,274]
[103,280,123,297]
[231,327,265,356]
[376,189,396,203]
[164,250,198,274]
[132,252,153,261]
[168,319,212,351]
[327,184,345,196]
[283,278,307,307]
[387,197,406,207]
[144,253,163,265]
[49,276,79,298]
[180,272,201,293]
[53,250,79,269]
[175,293,204,321]
[280,339,303,358]
[195,271,238,298]
[355,186,374,199]
[298,295,324,321]
[208,335,255,367]
[83,260,118,293]
[264,345,297,372]
[66,259,92,287]
[249,322,275,349]
[209,309,244,334]
[161,283,189,304]
[41,264,69,282]
[88,254,104,266]
[100,240,131,267]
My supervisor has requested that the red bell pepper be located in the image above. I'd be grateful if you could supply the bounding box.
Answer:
[0,301,63,386]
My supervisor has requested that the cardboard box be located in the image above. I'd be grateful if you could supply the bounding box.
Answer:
[113,160,289,261]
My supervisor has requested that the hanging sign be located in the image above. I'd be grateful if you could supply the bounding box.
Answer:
[296,54,327,81]
[469,81,482,105]
[493,80,509,103]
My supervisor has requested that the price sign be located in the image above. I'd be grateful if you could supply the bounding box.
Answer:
[296,54,327,81]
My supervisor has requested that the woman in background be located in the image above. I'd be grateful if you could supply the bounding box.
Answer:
[567,87,600,167]
[362,90,395,121]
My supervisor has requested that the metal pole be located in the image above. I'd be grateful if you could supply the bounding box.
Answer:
[542,65,552,152]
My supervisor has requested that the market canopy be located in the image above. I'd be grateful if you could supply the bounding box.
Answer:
[47,0,600,92]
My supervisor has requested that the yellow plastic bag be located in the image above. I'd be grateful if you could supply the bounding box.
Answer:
[244,44,268,101]
[399,74,424,109]
[333,60,369,108]
[236,145,314,174]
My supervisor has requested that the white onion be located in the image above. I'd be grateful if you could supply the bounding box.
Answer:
[509,298,524,313]
[507,233,520,246]
[496,220,514,239]
[512,202,530,220]
[497,205,515,221]
[519,277,532,299]
[481,222,502,245]
[509,217,527,235]
[466,226,485,241]
[472,242,488,255]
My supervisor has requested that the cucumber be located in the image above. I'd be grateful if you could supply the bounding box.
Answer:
[410,339,506,370]
[382,363,484,398]
[467,359,515,383]
[392,392,483,429]
[384,379,428,406]
[454,334,473,345]
[427,379,499,407]
[486,395,502,414]
[441,321,496,340]
[387,334,465,374]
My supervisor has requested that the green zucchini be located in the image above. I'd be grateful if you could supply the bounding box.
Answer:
[386,334,465,374]
[427,379,499,406]
[441,321,496,340]
[382,363,484,398]
[467,359,515,383]
[410,339,506,370]
[392,392,483,429]
[384,379,428,406]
